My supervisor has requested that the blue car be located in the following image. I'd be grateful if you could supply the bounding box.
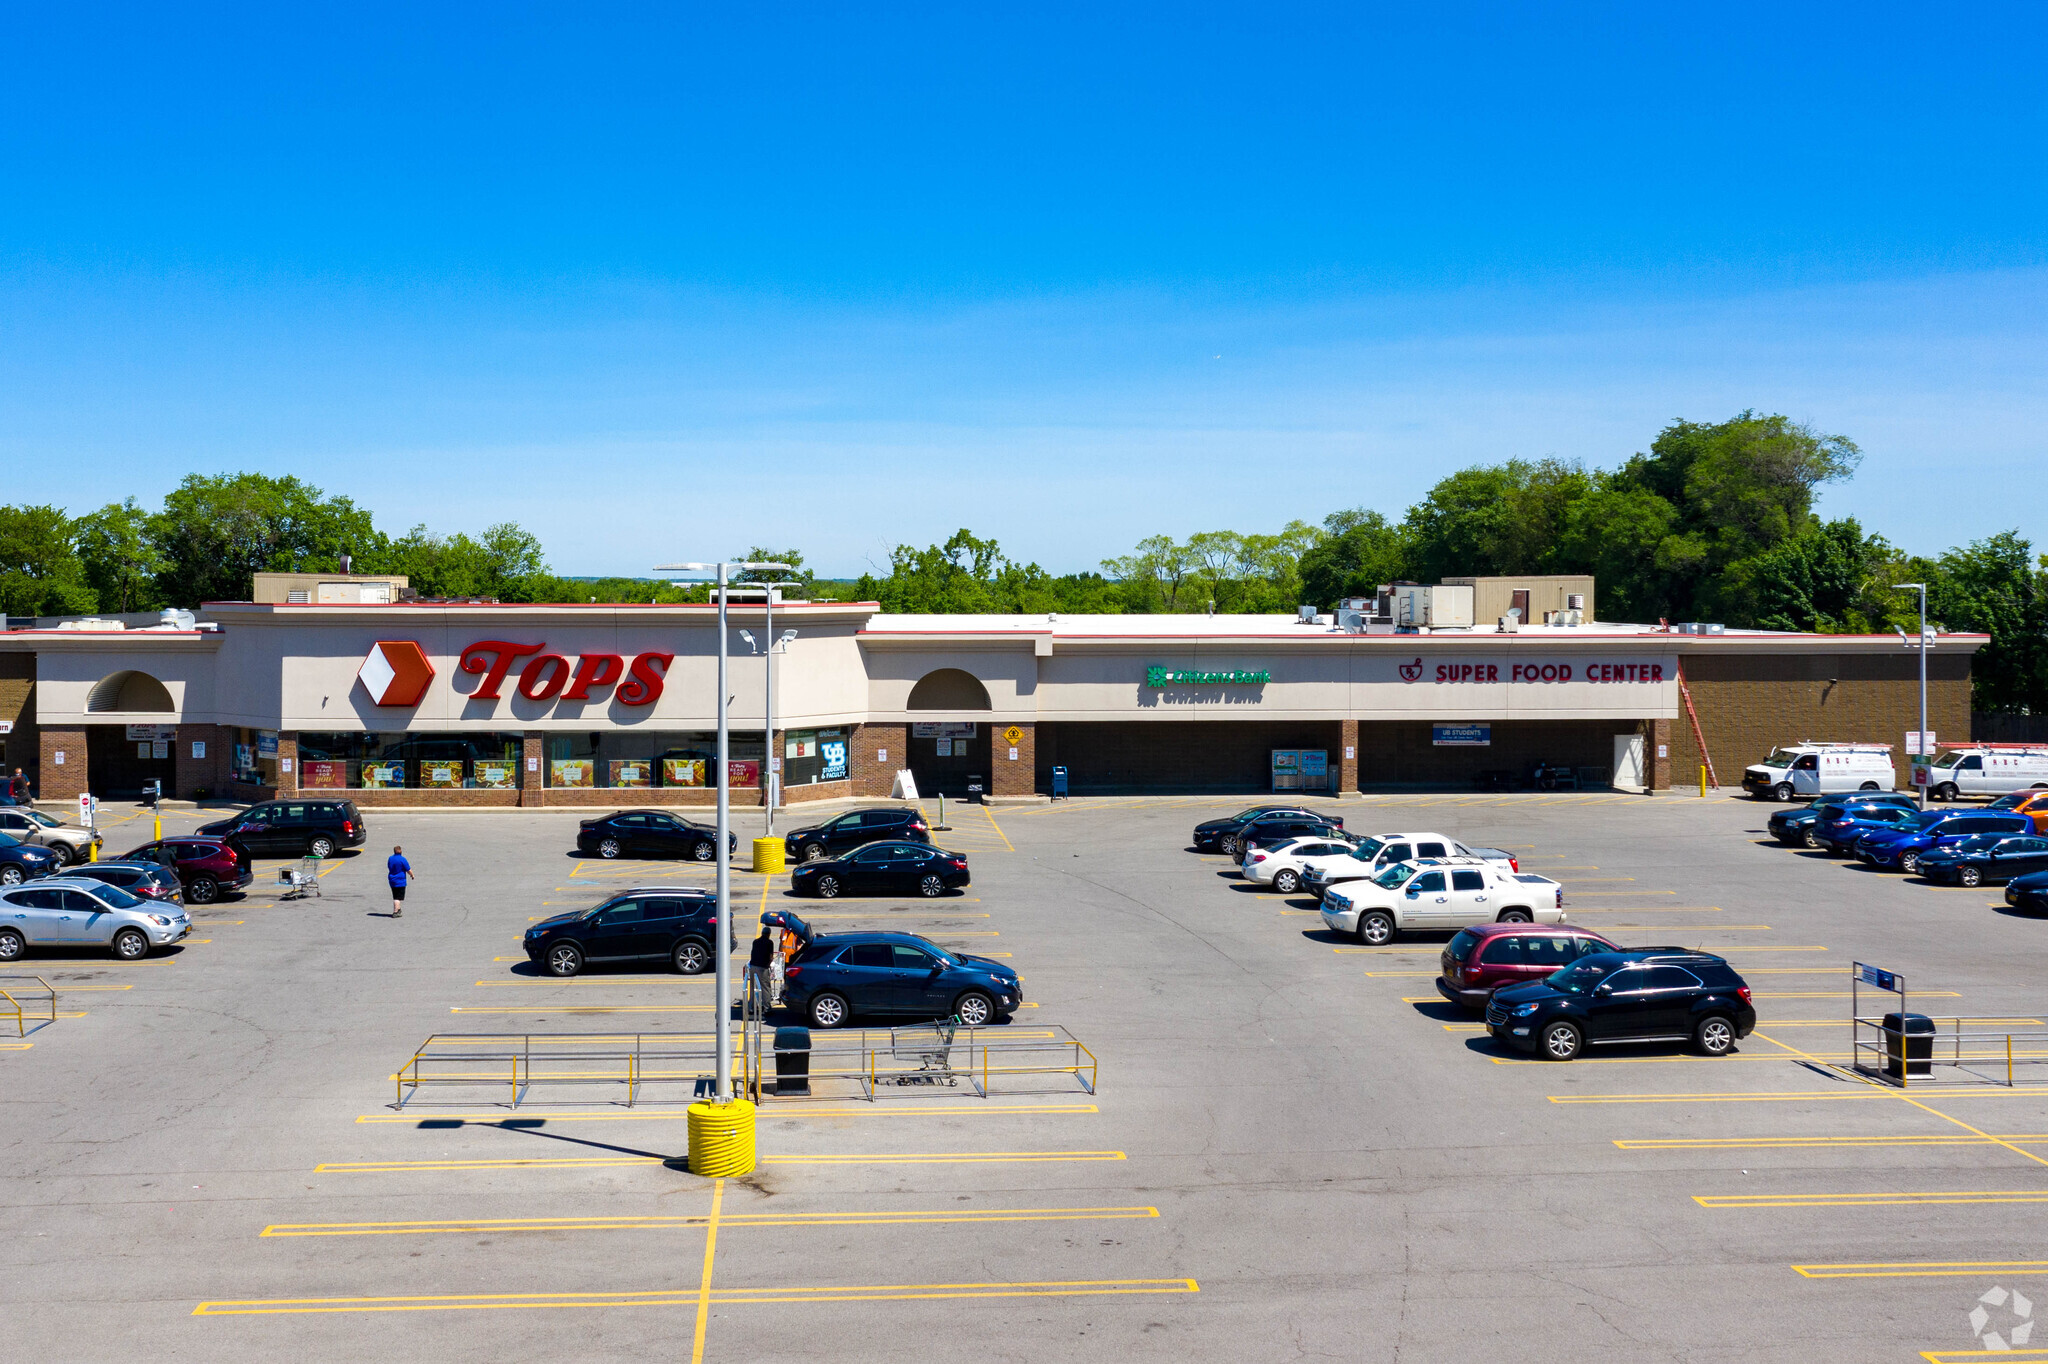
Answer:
[2006,871,2048,914]
[1811,803,1925,855]
[1768,793,1917,847]
[780,927,1021,1029]
[1852,810,2034,874]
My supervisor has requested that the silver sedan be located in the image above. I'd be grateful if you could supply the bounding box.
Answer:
[0,879,192,962]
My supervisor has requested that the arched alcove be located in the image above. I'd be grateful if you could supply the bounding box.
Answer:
[86,670,175,713]
[907,668,991,711]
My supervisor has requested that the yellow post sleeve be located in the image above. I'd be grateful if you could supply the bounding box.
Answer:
[751,837,785,875]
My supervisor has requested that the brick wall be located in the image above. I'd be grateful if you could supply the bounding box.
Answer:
[991,722,1035,796]
[854,722,907,798]
[0,654,33,794]
[519,731,546,807]
[1338,719,1359,793]
[1647,717,1672,789]
[276,732,300,794]
[1668,651,1972,790]
[174,723,232,799]
[39,725,86,802]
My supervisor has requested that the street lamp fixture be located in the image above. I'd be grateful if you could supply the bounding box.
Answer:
[1894,582,1931,809]
[651,560,792,1106]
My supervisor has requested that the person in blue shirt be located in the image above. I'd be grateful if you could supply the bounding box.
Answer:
[387,845,414,919]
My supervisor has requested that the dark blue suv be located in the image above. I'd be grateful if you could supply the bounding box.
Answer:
[781,929,1020,1029]
[1768,792,1916,847]
[1812,803,1924,855]
[1852,810,2033,874]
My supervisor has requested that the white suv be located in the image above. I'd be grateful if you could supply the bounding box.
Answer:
[1302,832,1518,901]
[1321,860,1566,946]
[0,878,192,962]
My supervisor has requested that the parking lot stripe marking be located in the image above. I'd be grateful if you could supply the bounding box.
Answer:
[690,1178,722,1364]
[1567,906,1721,913]
[1569,890,1677,896]
[451,1005,715,1014]
[34,983,134,992]
[1699,1190,2048,1209]
[1556,877,1636,883]
[1557,1088,2048,1104]
[1793,1260,2048,1280]
[355,1103,1098,1123]
[977,804,1014,853]
[1369,972,1441,977]
[315,1150,1127,1174]
[1331,946,1441,954]
[1920,1352,2048,1364]
[1754,990,1962,999]
[1582,924,1771,931]
[1714,946,1831,953]
[0,1042,31,1050]
[474,979,717,987]
[1619,1135,2045,1150]
[192,1278,1200,1317]
[261,1206,1160,1239]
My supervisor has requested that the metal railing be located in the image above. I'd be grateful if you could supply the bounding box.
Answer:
[0,975,55,1038]
[394,1020,1097,1109]
[1851,1014,2048,1088]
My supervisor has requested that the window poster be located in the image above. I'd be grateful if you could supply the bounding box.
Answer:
[663,758,705,787]
[820,734,848,781]
[551,759,595,789]
[360,761,406,788]
[301,760,347,789]
[610,760,653,788]
[727,759,760,787]
[422,760,464,789]
[473,760,516,790]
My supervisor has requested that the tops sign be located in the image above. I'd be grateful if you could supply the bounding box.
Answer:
[356,639,673,707]
[1145,667,1270,687]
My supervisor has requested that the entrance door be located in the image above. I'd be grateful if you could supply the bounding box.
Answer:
[1613,734,1646,792]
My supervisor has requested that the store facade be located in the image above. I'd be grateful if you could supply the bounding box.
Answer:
[0,597,1980,804]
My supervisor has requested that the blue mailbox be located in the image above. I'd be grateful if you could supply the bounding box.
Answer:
[1051,765,1069,799]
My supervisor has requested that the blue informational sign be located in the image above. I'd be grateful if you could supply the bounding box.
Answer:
[1432,724,1491,747]
[820,739,848,782]
[1857,963,1900,991]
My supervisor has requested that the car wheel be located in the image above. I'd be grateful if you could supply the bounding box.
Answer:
[546,943,584,977]
[802,843,826,863]
[1772,783,1794,803]
[672,939,711,974]
[809,991,850,1029]
[815,874,841,898]
[1802,829,1820,848]
[307,835,336,859]
[597,837,622,859]
[1497,909,1532,923]
[954,990,995,1027]
[1220,836,1241,858]
[1960,866,1982,888]
[186,876,219,904]
[1273,869,1299,893]
[48,843,73,867]
[0,865,23,887]
[1358,911,1395,946]
[1859,781,1880,792]
[692,841,715,862]
[111,928,149,961]
[0,927,22,961]
[1695,1015,1736,1056]
[1541,1021,1583,1061]
[1935,783,1959,802]
[1900,850,1921,874]
[917,874,944,898]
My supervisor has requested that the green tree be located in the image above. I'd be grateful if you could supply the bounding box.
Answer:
[1101,535,1196,612]
[74,498,165,613]
[0,505,97,617]
[1298,509,1409,608]
[1404,459,1595,582]
[1733,518,1894,633]
[151,473,383,606]
[1924,532,2048,715]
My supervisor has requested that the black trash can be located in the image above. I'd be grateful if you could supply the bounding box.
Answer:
[1883,1012,1935,1079]
[774,1026,812,1095]
[966,774,985,804]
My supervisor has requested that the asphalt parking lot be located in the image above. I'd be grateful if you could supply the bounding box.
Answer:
[5,791,2046,1362]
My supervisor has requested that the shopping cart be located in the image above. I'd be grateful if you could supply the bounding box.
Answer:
[889,1017,959,1086]
[278,856,322,900]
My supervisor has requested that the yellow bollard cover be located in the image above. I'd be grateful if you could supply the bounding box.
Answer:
[687,1098,758,1176]
[751,837,785,874]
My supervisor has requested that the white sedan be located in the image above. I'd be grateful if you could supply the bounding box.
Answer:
[1241,835,1362,894]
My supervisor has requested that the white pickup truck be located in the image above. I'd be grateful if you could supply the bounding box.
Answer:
[1320,860,1566,945]
[1301,831,1519,902]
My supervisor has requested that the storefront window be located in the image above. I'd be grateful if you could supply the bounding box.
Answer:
[232,727,277,787]
[783,728,849,786]
[296,733,525,789]
[545,730,765,789]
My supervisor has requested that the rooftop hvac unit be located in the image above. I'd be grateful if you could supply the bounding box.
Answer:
[1297,605,1320,624]
[1337,609,1365,633]
[1393,584,1474,630]
[1676,622,1726,635]
[1566,593,1585,611]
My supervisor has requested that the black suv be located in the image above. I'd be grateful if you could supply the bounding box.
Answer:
[198,799,367,858]
[783,807,930,863]
[523,888,724,977]
[577,810,737,861]
[1192,806,1345,857]
[1487,949,1756,1061]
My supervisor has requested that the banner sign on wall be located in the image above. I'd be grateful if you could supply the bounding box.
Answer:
[911,722,978,739]
[1433,724,1492,746]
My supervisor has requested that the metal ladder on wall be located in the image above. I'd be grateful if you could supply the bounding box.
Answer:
[1674,658,1720,789]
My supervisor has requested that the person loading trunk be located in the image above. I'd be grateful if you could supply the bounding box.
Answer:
[748,925,776,1007]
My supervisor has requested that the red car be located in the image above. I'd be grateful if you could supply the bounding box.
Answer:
[121,837,255,904]
[1436,923,1622,1010]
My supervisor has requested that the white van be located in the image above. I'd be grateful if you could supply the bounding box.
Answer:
[1927,746,2048,801]
[1741,743,1896,802]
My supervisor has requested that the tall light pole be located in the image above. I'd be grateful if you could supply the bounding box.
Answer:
[1895,582,1930,810]
[737,586,799,839]
[654,559,792,1104]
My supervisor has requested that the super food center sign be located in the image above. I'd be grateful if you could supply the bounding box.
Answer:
[1145,667,1270,686]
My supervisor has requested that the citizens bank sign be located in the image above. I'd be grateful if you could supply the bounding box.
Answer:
[1145,666,1271,687]
[356,639,674,708]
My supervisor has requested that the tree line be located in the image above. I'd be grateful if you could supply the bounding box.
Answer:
[0,412,2041,712]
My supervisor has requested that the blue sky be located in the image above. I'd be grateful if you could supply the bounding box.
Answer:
[4,4,2044,576]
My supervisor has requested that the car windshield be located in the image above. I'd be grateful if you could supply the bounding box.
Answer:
[1760,751,1797,769]
[1348,838,1386,862]
[21,810,58,828]
[1906,812,1948,831]
[1372,863,1417,889]
[1952,835,2006,853]
[908,935,958,966]
[74,882,146,908]
[1932,751,1964,770]
[0,831,20,848]
[1990,793,2028,810]
[1230,808,1269,821]
[1546,961,1613,994]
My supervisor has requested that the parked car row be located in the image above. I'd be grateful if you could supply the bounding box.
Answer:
[0,876,192,963]
[1767,792,2048,888]
[1742,741,2048,804]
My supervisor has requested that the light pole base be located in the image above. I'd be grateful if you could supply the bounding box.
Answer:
[687,1098,757,1176]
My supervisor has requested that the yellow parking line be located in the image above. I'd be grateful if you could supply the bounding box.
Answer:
[1700,1190,2048,1209]
[1570,890,1676,897]
[1795,1260,2048,1280]
[0,1042,31,1051]
[977,804,1014,853]
[316,1150,1126,1174]
[194,1278,1201,1316]
[1557,877,1636,883]
[452,1005,714,1014]
[356,1103,1098,1123]
[1620,1135,2048,1150]
[263,1206,1159,1238]
[1555,1089,2048,1105]
[1715,946,1830,953]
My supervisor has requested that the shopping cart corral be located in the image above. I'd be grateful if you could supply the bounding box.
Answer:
[1849,960,2048,1089]
[0,975,57,1038]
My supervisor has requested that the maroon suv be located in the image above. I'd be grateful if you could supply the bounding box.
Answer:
[1437,923,1622,1010]
[121,837,255,904]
